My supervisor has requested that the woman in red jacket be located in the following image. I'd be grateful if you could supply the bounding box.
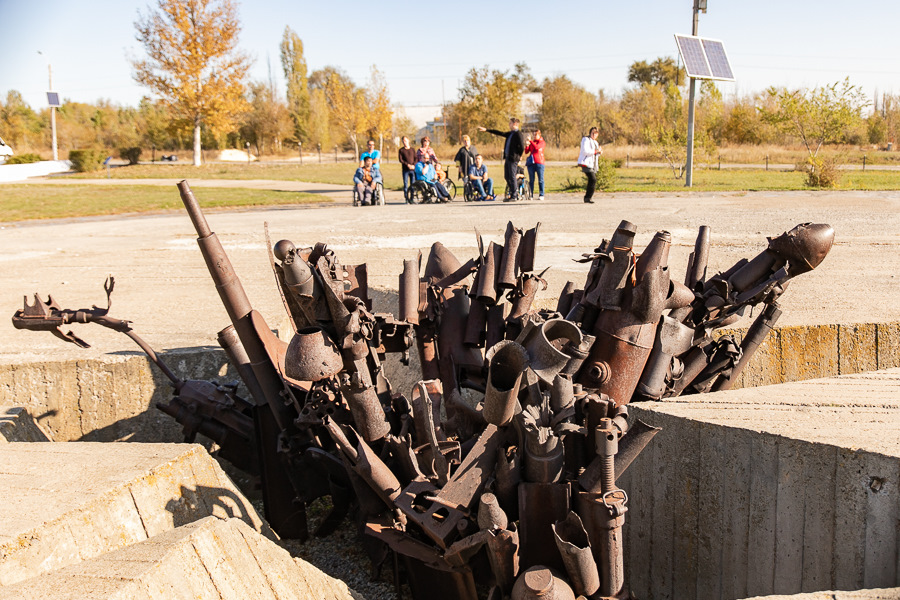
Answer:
[524,129,546,200]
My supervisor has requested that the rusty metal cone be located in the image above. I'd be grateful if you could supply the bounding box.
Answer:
[768,222,835,275]
[284,326,343,382]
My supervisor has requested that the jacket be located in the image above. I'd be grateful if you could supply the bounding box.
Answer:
[486,128,525,161]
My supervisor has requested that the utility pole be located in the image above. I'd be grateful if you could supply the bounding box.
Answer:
[685,0,706,187]
[39,52,59,161]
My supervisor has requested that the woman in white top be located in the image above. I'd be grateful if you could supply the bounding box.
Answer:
[577,127,602,204]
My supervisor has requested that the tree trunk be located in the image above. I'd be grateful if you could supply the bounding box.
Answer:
[193,120,202,166]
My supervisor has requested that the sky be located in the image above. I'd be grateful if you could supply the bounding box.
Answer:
[1,0,899,112]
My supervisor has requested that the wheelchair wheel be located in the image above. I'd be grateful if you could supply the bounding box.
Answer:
[411,184,429,204]
[463,181,477,202]
[375,182,385,206]
[520,180,533,201]
[441,179,457,201]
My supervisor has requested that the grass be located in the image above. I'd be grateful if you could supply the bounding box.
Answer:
[61,160,900,193]
[0,184,326,222]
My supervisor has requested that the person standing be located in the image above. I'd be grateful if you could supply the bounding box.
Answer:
[359,139,381,171]
[454,135,477,182]
[398,136,417,203]
[525,129,546,201]
[577,127,602,204]
[478,118,525,202]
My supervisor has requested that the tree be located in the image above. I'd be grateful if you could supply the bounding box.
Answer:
[0,91,42,150]
[365,67,393,152]
[447,66,521,144]
[538,75,596,147]
[759,78,867,186]
[279,27,310,144]
[322,69,368,159]
[628,57,683,87]
[132,0,252,166]
[240,81,292,156]
[511,62,540,93]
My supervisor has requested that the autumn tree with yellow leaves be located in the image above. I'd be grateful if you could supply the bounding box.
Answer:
[132,0,251,166]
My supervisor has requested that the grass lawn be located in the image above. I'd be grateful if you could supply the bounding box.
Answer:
[0,184,326,222]
[62,161,900,193]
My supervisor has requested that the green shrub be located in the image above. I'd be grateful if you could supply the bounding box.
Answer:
[595,157,619,190]
[69,149,106,173]
[5,153,42,165]
[609,158,624,168]
[796,156,841,188]
[119,147,142,165]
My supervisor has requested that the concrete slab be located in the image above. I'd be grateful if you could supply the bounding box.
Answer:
[0,516,361,600]
[0,442,269,586]
[617,368,900,600]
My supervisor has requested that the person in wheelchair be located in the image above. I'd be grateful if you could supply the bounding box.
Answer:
[414,158,451,202]
[467,154,495,201]
[353,156,381,206]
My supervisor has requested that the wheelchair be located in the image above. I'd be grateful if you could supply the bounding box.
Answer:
[352,180,384,206]
[463,178,496,201]
[409,180,443,204]
[504,167,532,201]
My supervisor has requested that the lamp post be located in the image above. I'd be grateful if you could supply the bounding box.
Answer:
[38,52,59,161]
[245,141,251,164]
[684,0,706,188]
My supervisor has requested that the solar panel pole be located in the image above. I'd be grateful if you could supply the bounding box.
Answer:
[685,1,702,187]
[49,63,58,162]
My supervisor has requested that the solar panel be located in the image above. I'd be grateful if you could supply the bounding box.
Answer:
[46,92,61,107]
[675,35,710,78]
[674,35,735,81]
[702,39,734,80]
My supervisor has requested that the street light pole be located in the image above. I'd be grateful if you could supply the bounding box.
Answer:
[39,52,59,161]
[684,0,703,187]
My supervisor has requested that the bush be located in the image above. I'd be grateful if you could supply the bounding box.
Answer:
[5,153,42,165]
[595,157,619,190]
[796,156,841,188]
[69,149,106,173]
[119,147,142,165]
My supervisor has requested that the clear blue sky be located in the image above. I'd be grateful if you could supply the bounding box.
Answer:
[1,0,898,111]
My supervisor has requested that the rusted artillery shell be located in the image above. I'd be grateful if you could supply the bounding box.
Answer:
[553,512,600,597]
[575,491,627,599]
[483,340,529,426]
[711,302,782,392]
[485,303,507,350]
[524,430,564,484]
[768,222,835,276]
[549,373,575,413]
[399,258,420,324]
[424,242,463,284]
[499,222,523,289]
[556,281,576,316]
[340,367,391,442]
[523,319,584,384]
[511,566,575,600]
[478,492,509,531]
[508,274,545,320]
[685,225,710,290]
[284,326,344,382]
[487,527,520,594]
[519,223,541,273]
[463,300,488,347]
[477,242,505,305]
[633,315,695,401]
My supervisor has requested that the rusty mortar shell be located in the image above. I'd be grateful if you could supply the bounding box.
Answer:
[478,492,509,531]
[340,367,391,442]
[477,242,505,305]
[685,225,710,290]
[666,343,711,397]
[487,526,520,595]
[508,273,544,320]
[633,315,694,401]
[495,444,522,519]
[727,249,780,294]
[634,230,671,282]
[483,340,529,426]
[767,222,835,277]
[423,241,463,284]
[556,281,577,316]
[485,303,508,350]
[284,326,344,382]
[399,258,420,324]
[575,490,627,599]
[560,333,595,377]
[499,221,524,289]
[511,566,576,600]
[519,222,541,273]
[552,512,600,598]
[274,239,316,297]
[523,425,564,484]
[549,373,575,414]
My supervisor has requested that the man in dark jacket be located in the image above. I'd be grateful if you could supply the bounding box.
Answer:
[479,118,525,201]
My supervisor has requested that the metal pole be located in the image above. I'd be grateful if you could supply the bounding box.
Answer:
[49,63,58,161]
[685,1,700,187]
[298,141,302,165]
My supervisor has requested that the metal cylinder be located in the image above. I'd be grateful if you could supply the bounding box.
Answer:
[553,512,600,598]
[711,302,783,392]
[685,225,710,290]
[216,325,266,407]
[549,373,575,413]
[284,326,344,382]
[477,242,504,305]
[340,367,391,442]
[519,223,541,273]
[478,492,509,531]
[399,258,420,324]
[511,566,575,600]
[463,299,488,347]
[575,491,627,599]
[498,221,523,289]
[483,341,528,426]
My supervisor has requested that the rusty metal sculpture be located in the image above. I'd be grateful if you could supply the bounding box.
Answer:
[12,180,835,600]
